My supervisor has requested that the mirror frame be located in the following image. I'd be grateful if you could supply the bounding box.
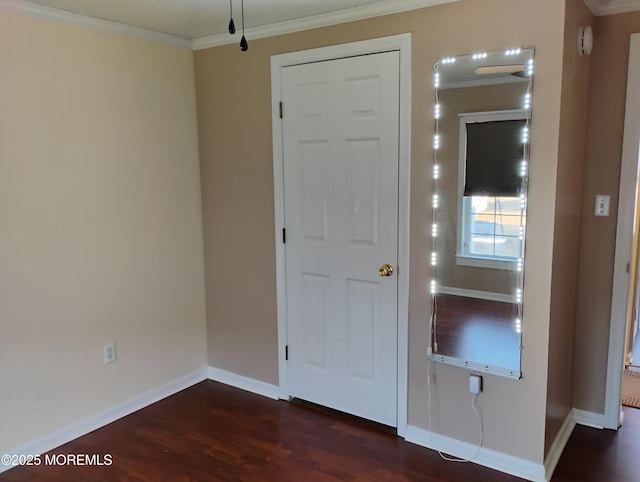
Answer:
[428,47,534,379]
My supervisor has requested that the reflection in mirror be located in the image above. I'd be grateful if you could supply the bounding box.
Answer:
[429,48,534,379]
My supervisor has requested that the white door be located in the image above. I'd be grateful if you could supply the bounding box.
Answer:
[607,33,640,428]
[282,51,400,426]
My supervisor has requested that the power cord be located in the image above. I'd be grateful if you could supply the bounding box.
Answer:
[426,357,484,463]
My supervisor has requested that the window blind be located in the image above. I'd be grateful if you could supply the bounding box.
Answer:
[463,119,527,196]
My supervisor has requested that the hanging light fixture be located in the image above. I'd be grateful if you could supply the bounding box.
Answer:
[228,0,235,34]
[240,0,248,51]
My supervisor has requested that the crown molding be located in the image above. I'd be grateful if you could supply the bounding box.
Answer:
[584,0,640,16]
[0,0,459,51]
[192,0,457,51]
[0,0,192,49]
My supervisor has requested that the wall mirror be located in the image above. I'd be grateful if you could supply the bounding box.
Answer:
[429,47,534,379]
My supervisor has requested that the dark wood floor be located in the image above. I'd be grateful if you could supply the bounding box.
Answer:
[553,406,640,481]
[434,294,521,371]
[2,380,640,481]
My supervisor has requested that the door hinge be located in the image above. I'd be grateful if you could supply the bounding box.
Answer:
[628,262,631,274]
[285,345,289,361]
[282,228,286,244]
[279,101,283,119]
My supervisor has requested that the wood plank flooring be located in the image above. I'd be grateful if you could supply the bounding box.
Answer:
[2,380,640,481]
[434,294,521,371]
[552,406,640,481]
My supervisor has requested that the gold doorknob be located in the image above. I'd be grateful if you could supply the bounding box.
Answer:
[378,263,394,277]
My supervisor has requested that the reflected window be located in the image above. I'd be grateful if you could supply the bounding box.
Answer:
[462,195,524,259]
[457,110,528,269]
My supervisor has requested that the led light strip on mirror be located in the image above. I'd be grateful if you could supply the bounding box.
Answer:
[430,47,534,379]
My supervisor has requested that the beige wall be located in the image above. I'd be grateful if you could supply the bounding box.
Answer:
[545,0,593,454]
[196,0,565,463]
[573,10,640,414]
[438,83,526,295]
[0,11,207,453]
[195,32,280,384]
[6,0,630,469]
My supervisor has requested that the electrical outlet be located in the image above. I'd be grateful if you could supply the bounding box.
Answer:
[469,374,482,394]
[103,342,117,364]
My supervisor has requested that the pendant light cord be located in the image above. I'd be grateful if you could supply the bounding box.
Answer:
[228,0,236,35]
[240,0,248,51]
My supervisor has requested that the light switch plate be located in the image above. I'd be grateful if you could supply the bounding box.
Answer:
[595,195,610,217]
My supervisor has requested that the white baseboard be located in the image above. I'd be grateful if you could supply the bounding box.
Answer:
[544,411,576,481]
[439,286,516,303]
[404,425,546,482]
[0,368,207,474]
[572,408,605,429]
[207,366,280,400]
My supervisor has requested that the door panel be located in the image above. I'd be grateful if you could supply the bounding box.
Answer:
[282,51,400,426]
[348,139,380,246]
[346,279,378,381]
[299,141,329,241]
[300,273,330,370]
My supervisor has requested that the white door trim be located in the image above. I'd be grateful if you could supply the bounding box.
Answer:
[270,33,412,436]
[605,33,640,429]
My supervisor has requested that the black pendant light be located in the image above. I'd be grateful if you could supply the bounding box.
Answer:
[240,0,248,51]
[228,0,235,34]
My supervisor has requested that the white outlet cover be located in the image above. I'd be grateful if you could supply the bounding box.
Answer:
[104,342,117,364]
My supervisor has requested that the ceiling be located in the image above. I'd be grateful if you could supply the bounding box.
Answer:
[438,49,533,89]
[586,0,640,15]
[3,0,640,50]
[5,0,456,47]
[26,0,399,39]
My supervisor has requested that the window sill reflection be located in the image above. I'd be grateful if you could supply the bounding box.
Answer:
[455,254,518,271]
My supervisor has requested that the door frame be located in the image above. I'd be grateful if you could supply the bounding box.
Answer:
[270,33,412,436]
[605,33,640,429]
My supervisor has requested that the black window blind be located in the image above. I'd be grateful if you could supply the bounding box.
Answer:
[463,119,527,197]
